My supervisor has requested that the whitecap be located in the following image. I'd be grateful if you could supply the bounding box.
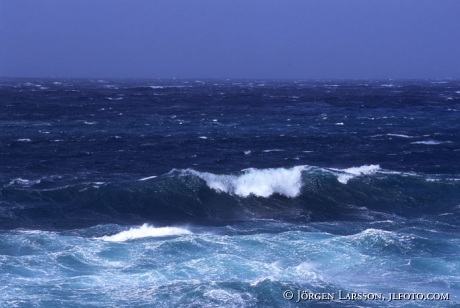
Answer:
[8,178,41,186]
[138,175,157,181]
[199,136,208,139]
[98,224,192,242]
[411,140,447,145]
[387,134,413,138]
[262,149,284,153]
[330,165,380,184]
[17,138,31,142]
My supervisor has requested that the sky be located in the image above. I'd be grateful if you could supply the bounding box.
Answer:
[1,0,460,79]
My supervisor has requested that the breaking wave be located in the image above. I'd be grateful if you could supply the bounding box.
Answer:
[1,164,459,228]
[98,223,192,242]
[186,166,306,198]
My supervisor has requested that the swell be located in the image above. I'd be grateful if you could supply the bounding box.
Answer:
[1,165,459,230]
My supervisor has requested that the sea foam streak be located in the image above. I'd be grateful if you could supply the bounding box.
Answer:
[98,224,192,242]
[188,166,306,198]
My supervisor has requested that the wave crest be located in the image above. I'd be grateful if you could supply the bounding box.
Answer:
[187,166,306,198]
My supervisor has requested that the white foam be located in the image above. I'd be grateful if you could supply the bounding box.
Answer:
[199,136,208,139]
[98,224,192,242]
[244,150,251,155]
[189,166,306,198]
[138,175,157,181]
[17,138,31,142]
[331,165,380,184]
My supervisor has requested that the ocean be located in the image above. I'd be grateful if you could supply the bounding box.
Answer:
[0,78,459,307]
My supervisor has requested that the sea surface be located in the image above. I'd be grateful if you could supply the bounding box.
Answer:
[1,78,459,307]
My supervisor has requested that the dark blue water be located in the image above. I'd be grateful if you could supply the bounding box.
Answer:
[1,79,459,307]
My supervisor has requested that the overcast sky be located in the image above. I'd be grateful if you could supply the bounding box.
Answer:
[1,0,459,79]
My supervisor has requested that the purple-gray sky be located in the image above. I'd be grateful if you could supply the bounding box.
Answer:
[1,0,459,79]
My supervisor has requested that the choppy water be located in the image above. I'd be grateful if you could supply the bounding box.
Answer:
[1,79,459,307]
